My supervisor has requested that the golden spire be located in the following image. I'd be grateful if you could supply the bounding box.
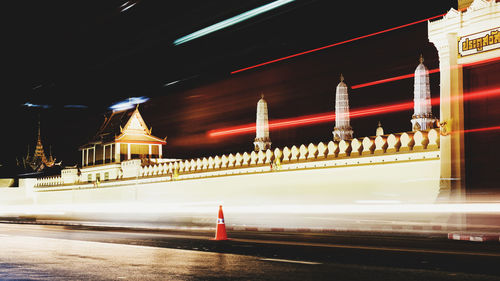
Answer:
[340,73,344,82]
[419,54,424,64]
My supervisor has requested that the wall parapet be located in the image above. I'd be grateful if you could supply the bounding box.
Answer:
[35,175,63,187]
[34,129,440,189]
[139,129,440,176]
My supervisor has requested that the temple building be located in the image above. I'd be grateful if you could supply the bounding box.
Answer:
[411,55,437,131]
[254,94,271,151]
[333,74,354,141]
[79,106,166,167]
[18,121,57,172]
[74,106,167,183]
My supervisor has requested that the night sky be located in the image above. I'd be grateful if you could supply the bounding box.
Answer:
[1,0,458,175]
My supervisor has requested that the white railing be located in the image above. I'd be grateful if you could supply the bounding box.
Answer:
[139,129,440,177]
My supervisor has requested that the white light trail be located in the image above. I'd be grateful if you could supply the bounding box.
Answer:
[173,0,295,46]
[2,203,500,217]
[109,96,149,111]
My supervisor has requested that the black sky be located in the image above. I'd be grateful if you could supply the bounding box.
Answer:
[1,0,458,175]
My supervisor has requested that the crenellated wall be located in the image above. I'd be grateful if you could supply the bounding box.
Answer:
[0,129,443,229]
[136,129,439,177]
[33,130,440,198]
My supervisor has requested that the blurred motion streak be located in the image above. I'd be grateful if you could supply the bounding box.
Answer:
[109,96,149,111]
[352,56,500,89]
[173,0,296,46]
[352,69,440,89]
[208,87,500,138]
[460,125,500,134]
[3,202,500,217]
[230,13,447,74]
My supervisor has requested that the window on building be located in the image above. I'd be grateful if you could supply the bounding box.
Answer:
[104,172,109,181]
[96,173,101,182]
[88,174,92,182]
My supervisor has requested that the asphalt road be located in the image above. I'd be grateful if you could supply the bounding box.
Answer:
[1,223,500,280]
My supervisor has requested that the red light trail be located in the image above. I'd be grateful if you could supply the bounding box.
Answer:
[352,56,500,89]
[461,125,500,134]
[208,87,500,138]
[230,13,447,75]
[351,69,440,89]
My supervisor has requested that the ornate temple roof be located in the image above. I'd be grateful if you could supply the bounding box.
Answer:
[18,121,58,173]
[80,106,166,149]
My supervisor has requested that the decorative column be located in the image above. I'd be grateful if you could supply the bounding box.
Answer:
[158,144,162,159]
[127,143,131,160]
[254,94,272,151]
[411,55,437,131]
[82,150,85,167]
[115,143,120,163]
[333,74,353,141]
[428,10,465,202]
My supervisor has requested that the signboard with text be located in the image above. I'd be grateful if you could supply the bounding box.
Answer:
[458,27,500,57]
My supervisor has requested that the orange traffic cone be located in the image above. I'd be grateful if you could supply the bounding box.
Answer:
[214,205,228,240]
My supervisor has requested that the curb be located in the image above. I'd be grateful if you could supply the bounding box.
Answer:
[447,233,500,242]
[226,224,448,233]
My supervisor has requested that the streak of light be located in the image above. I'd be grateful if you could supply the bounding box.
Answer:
[3,202,500,216]
[164,80,181,87]
[260,258,322,265]
[163,75,199,87]
[356,200,401,204]
[460,125,500,134]
[352,69,440,89]
[173,0,296,46]
[64,105,88,109]
[352,56,500,89]
[230,13,446,74]
[208,87,500,138]
[120,1,137,12]
[208,102,413,137]
[22,102,51,109]
[109,96,149,111]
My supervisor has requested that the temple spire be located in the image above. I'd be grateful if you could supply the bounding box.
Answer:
[333,74,353,141]
[411,55,437,131]
[376,121,384,136]
[254,94,271,151]
[23,118,56,172]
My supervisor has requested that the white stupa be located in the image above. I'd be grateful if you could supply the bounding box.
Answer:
[254,94,271,151]
[333,74,353,141]
[411,55,437,131]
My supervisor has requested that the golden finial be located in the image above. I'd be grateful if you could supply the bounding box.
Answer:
[260,92,264,99]
[378,121,382,127]
[340,73,344,82]
[419,54,424,64]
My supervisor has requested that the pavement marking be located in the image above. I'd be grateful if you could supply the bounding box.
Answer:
[234,238,500,257]
[260,258,322,265]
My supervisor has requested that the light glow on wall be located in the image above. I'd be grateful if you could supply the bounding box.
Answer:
[173,0,296,46]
